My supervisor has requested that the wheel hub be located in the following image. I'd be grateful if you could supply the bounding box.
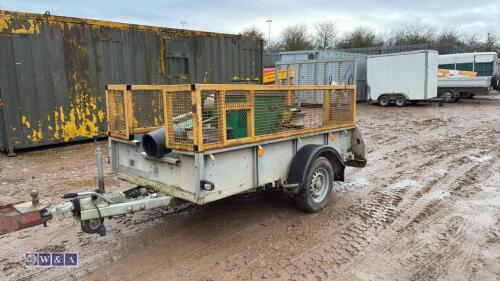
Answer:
[310,168,329,203]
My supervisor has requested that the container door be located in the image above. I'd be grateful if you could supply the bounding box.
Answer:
[101,30,125,84]
[164,39,190,84]
[0,35,19,151]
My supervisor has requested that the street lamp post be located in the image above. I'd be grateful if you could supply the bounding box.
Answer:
[266,19,272,47]
[180,21,187,29]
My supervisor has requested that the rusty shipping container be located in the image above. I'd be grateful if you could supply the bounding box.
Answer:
[0,10,263,154]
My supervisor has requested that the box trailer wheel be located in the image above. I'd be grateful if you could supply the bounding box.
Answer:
[295,157,334,213]
[378,96,390,107]
[492,74,499,90]
[394,95,407,107]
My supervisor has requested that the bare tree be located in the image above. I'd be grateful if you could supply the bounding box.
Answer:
[240,26,265,41]
[435,28,466,54]
[484,33,498,52]
[436,29,463,45]
[462,33,500,54]
[460,33,479,51]
[279,24,313,51]
[387,23,436,46]
[336,26,383,49]
[313,21,337,50]
[265,41,283,53]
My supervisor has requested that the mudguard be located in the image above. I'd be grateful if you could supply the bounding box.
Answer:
[287,145,345,187]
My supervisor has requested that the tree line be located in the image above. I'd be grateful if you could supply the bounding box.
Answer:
[240,22,500,54]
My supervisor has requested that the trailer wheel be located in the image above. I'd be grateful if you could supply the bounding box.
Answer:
[378,96,390,107]
[81,218,104,235]
[491,74,499,90]
[394,96,407,107]
[295,157,333,213]
[441,90,456,103]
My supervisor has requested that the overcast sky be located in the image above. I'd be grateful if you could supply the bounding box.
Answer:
[1,0,499,40]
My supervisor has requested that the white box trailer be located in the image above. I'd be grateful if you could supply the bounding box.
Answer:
[367,50,439,106]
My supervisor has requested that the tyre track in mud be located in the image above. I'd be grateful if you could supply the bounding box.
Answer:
[252,148,490,280]
[226,127,483,278]
[333,152,500,280]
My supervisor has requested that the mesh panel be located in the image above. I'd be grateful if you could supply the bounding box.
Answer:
[225,91,247,107]
[201,90,223,144]
[254,91,287,136]
[165,91,193,145]
[328,89,354,126]
[131,90,164,130]
[107,90,127,138]
[276,60,356,86]
[225,90,250,140]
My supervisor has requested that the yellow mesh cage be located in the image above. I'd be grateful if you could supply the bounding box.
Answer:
[106,84,356,151]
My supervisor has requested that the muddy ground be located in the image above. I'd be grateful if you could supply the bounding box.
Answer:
[1,96,499,281]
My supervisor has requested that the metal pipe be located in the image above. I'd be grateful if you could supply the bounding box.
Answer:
[142,128,172,157]
[96,147,105,193]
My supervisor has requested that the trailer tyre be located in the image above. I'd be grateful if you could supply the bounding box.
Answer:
[395,96,407,107]
[295,157,334,213]
[81,218,104,234]
[378,96,390,107]
[441,90,456,103]
[491,74,499,90]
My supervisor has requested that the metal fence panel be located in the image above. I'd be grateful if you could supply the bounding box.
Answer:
[338,43,466,55]
[274,50,367,101]
[275,59,357,104]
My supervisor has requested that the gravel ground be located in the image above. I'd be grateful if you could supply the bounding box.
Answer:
[1,96,499,281]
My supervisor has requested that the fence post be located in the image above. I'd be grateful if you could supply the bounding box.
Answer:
[247,90,255,141]
[192,86,203,151]
[124,86,133,139]
[324,89,331,125]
